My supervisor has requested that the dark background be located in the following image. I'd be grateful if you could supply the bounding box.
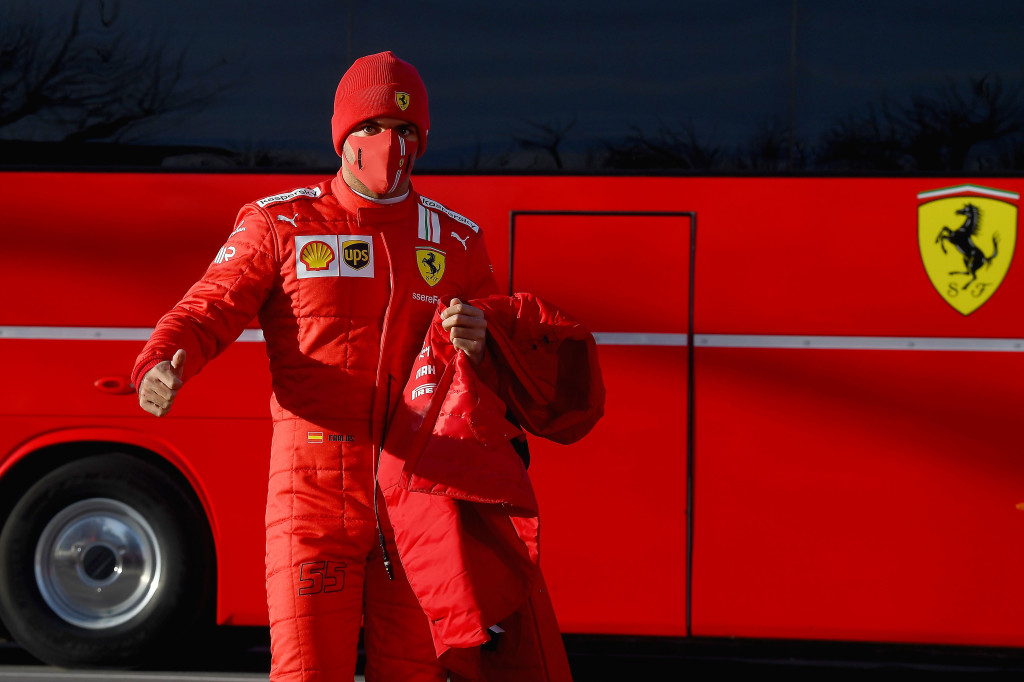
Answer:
[3,0,1024,173]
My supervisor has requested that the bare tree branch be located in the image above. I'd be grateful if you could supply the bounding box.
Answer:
[601,120,721,170]
[0,0,228,144]
[817,75,1024,171]
[512,117,576,169]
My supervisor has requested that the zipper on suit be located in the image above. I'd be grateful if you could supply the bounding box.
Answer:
[372,231,396,580]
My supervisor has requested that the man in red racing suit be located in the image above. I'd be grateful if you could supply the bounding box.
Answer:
[133,52,499,681]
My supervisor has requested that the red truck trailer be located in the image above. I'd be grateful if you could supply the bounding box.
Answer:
[1,171,1022,666]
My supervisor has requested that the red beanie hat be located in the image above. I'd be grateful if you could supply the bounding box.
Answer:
[331,51,430,158]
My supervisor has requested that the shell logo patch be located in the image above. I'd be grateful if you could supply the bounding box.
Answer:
[300,241,335,271]
[918,185,1018,315]
[416,248,445,287]
[396,92,410,111]
[295,236,339,278]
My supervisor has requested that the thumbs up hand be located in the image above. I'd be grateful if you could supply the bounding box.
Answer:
[170,349,186,378]
[138,349,186,417]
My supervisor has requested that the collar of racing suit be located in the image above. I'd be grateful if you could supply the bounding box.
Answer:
[331,172,416,227]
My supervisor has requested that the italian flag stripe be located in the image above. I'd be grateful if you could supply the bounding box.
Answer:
[417,205,440,242]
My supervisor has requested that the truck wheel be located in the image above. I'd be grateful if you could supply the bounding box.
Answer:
[0,453,213,667]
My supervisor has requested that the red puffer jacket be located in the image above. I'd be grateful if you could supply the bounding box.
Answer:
[379,293,605,681]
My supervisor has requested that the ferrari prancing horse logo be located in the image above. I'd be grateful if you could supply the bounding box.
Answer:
[416,248,445,287]
[918,185,1018,315]
[395,92,410,111]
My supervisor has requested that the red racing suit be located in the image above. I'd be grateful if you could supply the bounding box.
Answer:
[132,173,498,681]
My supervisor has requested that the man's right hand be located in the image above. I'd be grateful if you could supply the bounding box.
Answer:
[138,349,186,417]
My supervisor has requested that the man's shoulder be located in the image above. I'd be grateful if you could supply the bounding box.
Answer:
[249,179,332,211]
[415,194,481,235]
[236,179,338,236]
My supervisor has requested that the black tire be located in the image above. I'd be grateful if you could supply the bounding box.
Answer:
[0,453,214,667]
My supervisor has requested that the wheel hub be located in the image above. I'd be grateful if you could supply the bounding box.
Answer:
[81,543,120,583]
[34,498,162,629]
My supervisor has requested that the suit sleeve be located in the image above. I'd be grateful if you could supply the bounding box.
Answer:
[131,207,278,388]
[458,228,501,387]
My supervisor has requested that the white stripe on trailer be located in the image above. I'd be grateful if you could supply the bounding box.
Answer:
[594,333,1024,351]
[0,669,274,680]
[2,327,1023,352]
[0,327,265,342]
[695,334,1024,352]
[594,333,688,346]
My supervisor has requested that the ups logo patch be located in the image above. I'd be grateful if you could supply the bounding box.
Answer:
[343,240,371,270]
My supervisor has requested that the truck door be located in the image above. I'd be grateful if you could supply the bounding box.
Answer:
[509,210,695,637]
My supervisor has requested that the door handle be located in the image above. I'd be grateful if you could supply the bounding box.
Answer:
[94,376,135,395]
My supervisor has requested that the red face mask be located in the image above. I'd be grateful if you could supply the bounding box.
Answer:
[344,128,417,195]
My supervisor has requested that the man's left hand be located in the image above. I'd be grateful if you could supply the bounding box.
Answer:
[441,298,487,365]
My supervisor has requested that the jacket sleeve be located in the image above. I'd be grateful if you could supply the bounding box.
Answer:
[477,294,606,445]
[131,207,279,388]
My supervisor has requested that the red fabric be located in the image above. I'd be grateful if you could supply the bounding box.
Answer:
[343,127,418,195]
[331,51,430,157]
[379,293,604,681]
[133,173,497,681]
